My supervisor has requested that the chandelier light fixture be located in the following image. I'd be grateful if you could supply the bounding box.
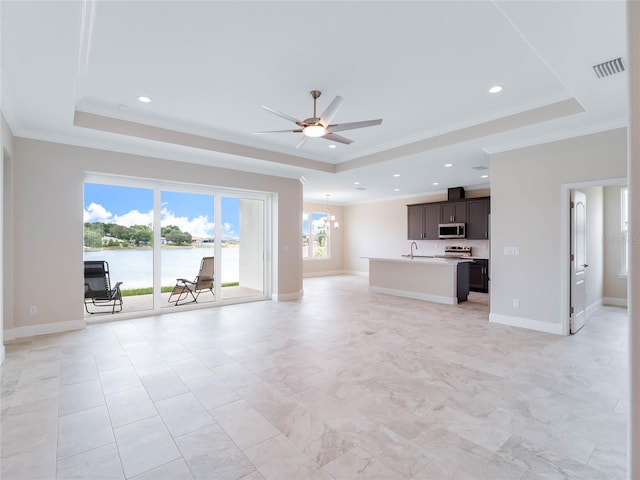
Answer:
[321,194,340,230]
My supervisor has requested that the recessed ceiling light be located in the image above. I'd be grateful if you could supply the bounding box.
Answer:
[138,96,151,103]
[444,163,453,167]
[433,182,440,186]
[393,173,400,177]
[394,188,400,192]
[489,85,503,94]
[481,174,489,178]
[354,181,360,185]
[328,144,337,149]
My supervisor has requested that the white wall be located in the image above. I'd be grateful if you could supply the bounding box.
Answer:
[6,137,302,339]
[603,184,628,304]
[490,128,627,334]
[583,186,603,313]
[343,189,490,275]
[302,201,344,276]
[238,198,264,290]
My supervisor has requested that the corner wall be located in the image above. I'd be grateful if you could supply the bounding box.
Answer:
[490,128,627,334]
[1,113,15,361]
[6,137,302,338]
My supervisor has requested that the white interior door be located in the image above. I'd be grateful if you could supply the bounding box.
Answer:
[570,190,587,333]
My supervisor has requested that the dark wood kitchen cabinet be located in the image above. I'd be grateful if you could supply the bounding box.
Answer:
[469,258,489,293]
[440,201,466,223]
[466,198,490,239]
[407,205,424,240]
[407,203,440,240]
[408,196,490,240]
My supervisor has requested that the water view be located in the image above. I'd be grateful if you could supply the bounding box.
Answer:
[84,247,240,288]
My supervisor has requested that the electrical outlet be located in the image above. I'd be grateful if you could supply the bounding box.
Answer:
[513,299,520,308]
[29,305,38,315]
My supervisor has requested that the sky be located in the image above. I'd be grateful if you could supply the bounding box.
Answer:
[302,212,329,235]
[83,183,240,238]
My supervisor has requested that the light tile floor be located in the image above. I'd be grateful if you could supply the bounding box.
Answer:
[1,275,628,479]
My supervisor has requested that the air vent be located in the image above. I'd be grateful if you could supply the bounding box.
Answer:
[355,187,367,191]
[473,166,488,171]
[593,57,625,78]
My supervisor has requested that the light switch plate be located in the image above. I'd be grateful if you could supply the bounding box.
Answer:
[504,246,520,256]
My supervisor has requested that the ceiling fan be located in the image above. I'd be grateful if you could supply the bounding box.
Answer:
[254,90,382,148]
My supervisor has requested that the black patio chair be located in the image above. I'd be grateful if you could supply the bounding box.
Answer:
[84,260,123,314]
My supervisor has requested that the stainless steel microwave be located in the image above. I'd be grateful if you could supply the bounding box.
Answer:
[438,223,466,239]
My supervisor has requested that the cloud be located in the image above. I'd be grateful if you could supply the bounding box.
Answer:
[114,210,154,227]
[84,202,113,223]
[85,203,237,239]
[311,215,328,233]
[161,207,214,238]
[221,222,235,236]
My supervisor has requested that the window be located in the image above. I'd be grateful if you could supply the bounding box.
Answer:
[621,187,629,275]
[84,175,270,316]
[302,212,329,259]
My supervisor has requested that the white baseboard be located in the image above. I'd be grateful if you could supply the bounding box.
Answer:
[369,286,457,305]
[4,319,86,341]
[586,299,603,317]
[603,297,628,307]
[343,270,368,277]
[303,270,346,278]
[272,290,303,302]
[489,313,564,335]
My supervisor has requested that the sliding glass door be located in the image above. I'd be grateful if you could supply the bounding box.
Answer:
[84,176,270,317]
[160,190,215,309]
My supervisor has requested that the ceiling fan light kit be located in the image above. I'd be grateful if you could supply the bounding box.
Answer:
[256,90,382,148]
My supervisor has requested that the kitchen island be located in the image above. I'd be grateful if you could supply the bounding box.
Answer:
[365,256,472,305]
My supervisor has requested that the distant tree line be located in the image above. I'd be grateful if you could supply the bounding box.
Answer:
[161,225,192,245]
[84,222,193,248]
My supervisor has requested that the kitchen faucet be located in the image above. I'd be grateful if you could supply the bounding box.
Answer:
[410,241,418,259]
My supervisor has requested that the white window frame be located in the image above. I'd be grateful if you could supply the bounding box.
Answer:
[302,211,330,260]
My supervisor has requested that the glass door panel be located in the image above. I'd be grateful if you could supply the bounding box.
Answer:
[160,191,215,308]
[221,196,264,300]
[83,183,154,315]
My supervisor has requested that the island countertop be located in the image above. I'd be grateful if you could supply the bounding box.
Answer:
[365,256,471,304]
[363,256,473,264]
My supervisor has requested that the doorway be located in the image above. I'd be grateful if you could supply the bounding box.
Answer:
[562,179,627,335]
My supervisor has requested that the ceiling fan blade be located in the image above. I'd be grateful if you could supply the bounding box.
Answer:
[261,105,303,125]
[295,137,308,149]
[320,96,344,127]
[326,118,383,133]
[253,129,303,134]
[323,133,353,145]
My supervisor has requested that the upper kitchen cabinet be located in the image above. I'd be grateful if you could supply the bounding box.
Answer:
[441,201,467,223]
[466,197,490,239]
[407,203,440,239]
[407,205,424,240]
